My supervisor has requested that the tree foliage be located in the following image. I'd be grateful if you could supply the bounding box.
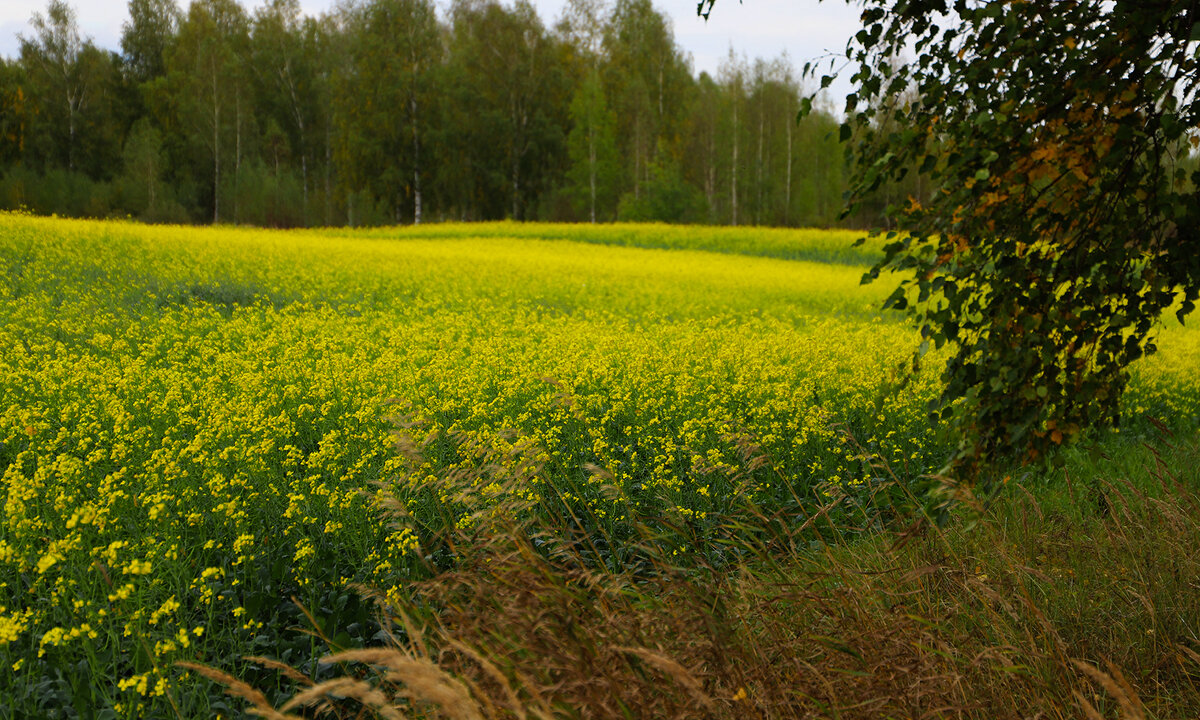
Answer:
[121,0,180,84]
[165,0,251,223]
[566,68,620,222]
[446,0,571,221]
[3,0,864,227]
[336,0,439,224]
[703,0,1200,480]
[18,0,116,175]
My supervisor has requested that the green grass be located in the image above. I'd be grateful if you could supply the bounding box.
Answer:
[204,428,1200,719]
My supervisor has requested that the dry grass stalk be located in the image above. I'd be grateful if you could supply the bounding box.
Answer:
[243,655,315,687]
[321,648,485,720]
[1073,690,1106,720]
[612,646,716,713]
[1177,643,1200,669]
[443,639,530,720]
[175,661,302,720]
[281,677,402,718]
[200,430,1200,719]
[1073,660,1146,720]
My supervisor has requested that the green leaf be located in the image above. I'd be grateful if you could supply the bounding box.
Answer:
[798,96,813,118]
[1178,299,1195,325]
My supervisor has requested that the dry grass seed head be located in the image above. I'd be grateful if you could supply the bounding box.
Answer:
[244,655,315,687]
[175,661,301,720]
[280,677,403,718]
[614,646,716,713]
[320,648,485,720]
[443,639,528,720]
[1073,659,1146,720]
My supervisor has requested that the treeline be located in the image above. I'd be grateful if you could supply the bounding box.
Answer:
[0,0,911,228]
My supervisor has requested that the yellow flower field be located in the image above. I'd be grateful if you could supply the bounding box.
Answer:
[0,213,1196,716]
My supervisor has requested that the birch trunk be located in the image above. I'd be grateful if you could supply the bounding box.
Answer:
[731,98,738,226]
[411,92,422,224]
[234,91,242,224]
[588,123,597,223]
[756,101,764,225]
[324,123,332,226]
[212,58,221,224]
[785,104,792,226]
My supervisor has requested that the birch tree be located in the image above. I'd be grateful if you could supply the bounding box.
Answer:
[121,0,180,85]
[166,0,251,223]
[603,0,689,202]
[19,0,110,173]
[448,0,569,220]
[566,69,618,222]
[252,0,323,219]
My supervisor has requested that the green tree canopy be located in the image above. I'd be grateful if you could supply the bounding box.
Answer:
[121,0,180,85]
[604,0,692,202]
[446,0,571,220]
[334,0,440,224]
[163,0,253,223]
[566,68,619,222]
[18,0,115,174]
[702,0,1200,481]
[3,0,864,229]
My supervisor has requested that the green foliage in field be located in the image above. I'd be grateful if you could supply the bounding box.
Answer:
[218,436,1200,719]
[0,214,1197,716]
[829,0,1200,478]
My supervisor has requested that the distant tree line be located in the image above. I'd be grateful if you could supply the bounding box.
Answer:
[0,0,917,228]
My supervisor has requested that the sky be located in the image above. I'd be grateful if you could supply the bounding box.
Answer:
[0,0,863,102]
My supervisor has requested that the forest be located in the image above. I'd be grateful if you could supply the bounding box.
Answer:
[0,0,916,228]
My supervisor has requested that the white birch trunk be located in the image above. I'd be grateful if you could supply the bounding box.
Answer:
[785,104,793,226]
[731,98,739,226]
[412,96,422,225]
[588,122,597,223]
[212,58,221,225]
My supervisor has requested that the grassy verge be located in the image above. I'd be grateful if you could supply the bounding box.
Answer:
[199,429,1200,719]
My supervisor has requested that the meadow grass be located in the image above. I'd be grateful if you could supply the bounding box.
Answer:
[196,429,1200,719]
[0,213,1197,717]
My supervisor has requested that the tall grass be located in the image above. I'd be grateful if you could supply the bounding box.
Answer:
[202,425,1200,719]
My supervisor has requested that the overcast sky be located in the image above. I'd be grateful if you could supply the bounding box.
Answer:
[0,0,862,102]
